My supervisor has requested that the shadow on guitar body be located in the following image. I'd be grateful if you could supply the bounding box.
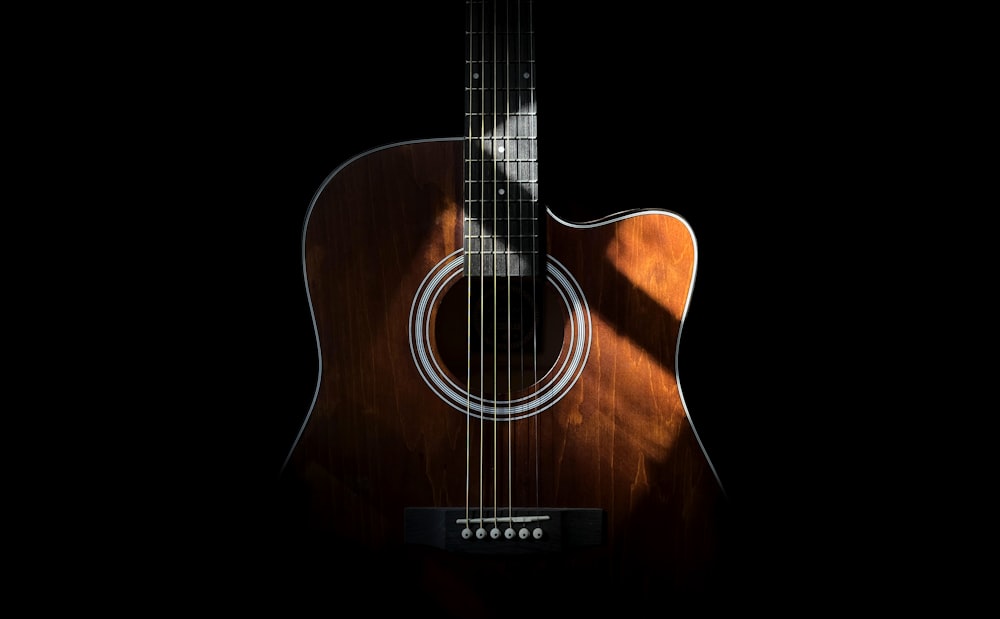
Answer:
[271,138,737,615]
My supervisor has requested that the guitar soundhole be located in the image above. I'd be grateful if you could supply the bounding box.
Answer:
[434,277,565,397]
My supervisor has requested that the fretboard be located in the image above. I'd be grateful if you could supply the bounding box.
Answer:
[464,0,539,277]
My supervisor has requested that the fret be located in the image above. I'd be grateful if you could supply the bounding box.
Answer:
[466,35,534,64]
[464,165,538,181]
[465,195,537,207]
[464,200,538,218]
[467,140,537,171]
[467,18,535,37]
[465,160,538,184]
[464,169,536,186]
[465,0,539,278]
[465,218,539,238]
[466,214,537,231]
[465,184,538,204]
[464,238,540,253]
[464,236,539,250]
[467,1,535,38]
[464,100,537,124]
[465,59,534,84]
[466,195,537,211]
[465,253,539,278]
[464,159,537,168]
[465,112,537,139]
[465,155,538,172]
[465,162,539,183]
[465,131,537,149]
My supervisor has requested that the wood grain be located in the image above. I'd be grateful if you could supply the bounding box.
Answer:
[280,139,729,613]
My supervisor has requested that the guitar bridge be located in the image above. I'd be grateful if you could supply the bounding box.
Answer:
[404,507,604,554]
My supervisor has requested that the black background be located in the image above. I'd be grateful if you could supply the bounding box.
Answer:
[72,2,944,610]
[8,1,981,612]
[187,2,829,594]
[202,4,810,501]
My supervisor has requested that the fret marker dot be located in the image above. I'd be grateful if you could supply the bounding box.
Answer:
[473,72,480,80]
[523,72,530,79]
[498,146,505,153]
[498,188,505,195]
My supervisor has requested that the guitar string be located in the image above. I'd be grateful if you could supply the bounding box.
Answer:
[478,0,487,534]
[464,0,475,534]
[491,0,500,536]
[466,0,538,535]
[517,0,535,527]
[523,0,540,512]
[465,3,484,529]
[504,0,514,535]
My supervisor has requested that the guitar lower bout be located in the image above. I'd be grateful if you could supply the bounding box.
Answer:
[282,138,729,607]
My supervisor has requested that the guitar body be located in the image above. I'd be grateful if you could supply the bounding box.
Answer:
[280,138,729,614]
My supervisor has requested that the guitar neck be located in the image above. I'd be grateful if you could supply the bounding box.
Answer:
[463,0,540,277]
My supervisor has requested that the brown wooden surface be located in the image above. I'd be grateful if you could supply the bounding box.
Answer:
[280,139,729,613]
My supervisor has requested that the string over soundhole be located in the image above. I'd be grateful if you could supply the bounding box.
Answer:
[435,275,562,397]
[408,251,592,421]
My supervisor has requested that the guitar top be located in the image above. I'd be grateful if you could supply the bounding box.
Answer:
[277,1,732,613]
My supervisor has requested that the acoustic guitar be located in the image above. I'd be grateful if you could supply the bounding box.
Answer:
[279,1,730,613]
